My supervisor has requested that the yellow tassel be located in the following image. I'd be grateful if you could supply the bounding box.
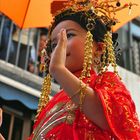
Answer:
[35,74,51,121]
[101,31,118,74]
[80,31,93,84]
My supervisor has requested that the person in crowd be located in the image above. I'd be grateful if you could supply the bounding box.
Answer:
[28,28,48,76]
[11,28,35,69]
[28,0,140,139]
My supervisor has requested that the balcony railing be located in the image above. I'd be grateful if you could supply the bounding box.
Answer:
[0,14,48,77]
[0,14,140,76]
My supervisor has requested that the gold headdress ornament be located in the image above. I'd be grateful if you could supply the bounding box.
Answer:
[50,0,137,80]
[52,0,137,30]
[35,0,136,120]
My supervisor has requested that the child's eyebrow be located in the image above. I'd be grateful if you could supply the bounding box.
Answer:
[51,28,78,43]
[66,28,78,32]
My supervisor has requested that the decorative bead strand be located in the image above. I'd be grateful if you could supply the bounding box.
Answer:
[103,32,118,74]
[35,74,51,121]
[80,31,93,84]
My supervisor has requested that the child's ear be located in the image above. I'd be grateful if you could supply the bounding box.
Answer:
[92,41,97,49]
[92,41,101,53]
[92,42,104,59]
[96,42,104,55]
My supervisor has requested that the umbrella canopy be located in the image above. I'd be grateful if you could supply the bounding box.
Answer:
[112,0,140,31]
[0,0,53,28]
[0,0,140,31]
[51,0,140,32]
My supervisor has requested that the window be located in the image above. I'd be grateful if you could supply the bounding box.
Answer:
[1,106,23,140]
[132,38,140,75]
[117,21,140,76]
[131,22,140,75]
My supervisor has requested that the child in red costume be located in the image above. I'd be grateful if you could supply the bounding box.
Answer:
[29,0,140,139]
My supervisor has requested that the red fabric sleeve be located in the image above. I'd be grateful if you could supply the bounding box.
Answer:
[93,72,140,139]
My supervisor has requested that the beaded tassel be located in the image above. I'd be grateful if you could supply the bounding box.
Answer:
[35,74,51,121]
[39,49,47,72]
[101,31,118,74]
[80,31,93,84]
[100,43,107,74]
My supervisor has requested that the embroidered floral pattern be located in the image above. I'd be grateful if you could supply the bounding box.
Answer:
[28,71,140,140]
[95,72,140,139]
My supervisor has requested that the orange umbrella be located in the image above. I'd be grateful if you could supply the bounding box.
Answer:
[112,1,140,31]
[51,0,140,32]
[0,0,140,31]
[0,0,53,28]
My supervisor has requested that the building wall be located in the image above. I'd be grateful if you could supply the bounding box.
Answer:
[118,66,140,119]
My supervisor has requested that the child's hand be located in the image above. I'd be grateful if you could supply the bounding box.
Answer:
[0,108,5,140]
[49,29,67,75]
[0,108,2,126]
[0,134,5,140]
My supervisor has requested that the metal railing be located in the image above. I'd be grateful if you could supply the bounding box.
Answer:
[117,43,140,76]
[0,14,48,77]
[0,14,140,76]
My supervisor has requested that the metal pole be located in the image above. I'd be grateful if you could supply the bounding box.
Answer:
[0,16,5,45]
[5,22,14,62]
[15,30,22,66]
[24,29,32,70]
[34,30,40,74]
[8,114,15,140]
[128,22,133,72]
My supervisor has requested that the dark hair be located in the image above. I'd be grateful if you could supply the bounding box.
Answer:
[50,9,107,42]
[45,9,120,74]
[47,9,119,57]
[39,28,48,36]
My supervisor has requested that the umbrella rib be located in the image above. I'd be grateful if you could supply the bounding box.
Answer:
[22,0,31,28]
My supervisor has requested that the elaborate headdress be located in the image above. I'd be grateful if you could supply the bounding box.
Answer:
[36,0,136,119]
[48,0,135,75]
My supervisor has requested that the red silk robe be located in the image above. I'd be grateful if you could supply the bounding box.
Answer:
[28,71,140,140]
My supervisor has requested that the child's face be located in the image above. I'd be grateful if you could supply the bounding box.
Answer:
[50,20,96,73]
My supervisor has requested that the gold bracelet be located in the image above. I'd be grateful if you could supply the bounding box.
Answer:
[69,80,87,111]
[79,80,87,111]
[70,83,81,100]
